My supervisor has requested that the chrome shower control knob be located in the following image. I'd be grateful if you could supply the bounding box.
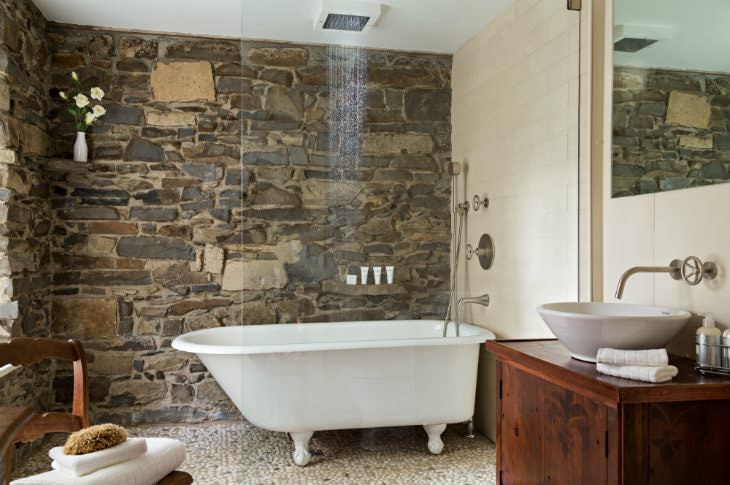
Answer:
[472,194,489,211]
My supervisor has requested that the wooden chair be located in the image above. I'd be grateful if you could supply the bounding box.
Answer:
[0,337,192,485]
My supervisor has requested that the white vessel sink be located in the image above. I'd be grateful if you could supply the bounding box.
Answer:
[537,302,691,362]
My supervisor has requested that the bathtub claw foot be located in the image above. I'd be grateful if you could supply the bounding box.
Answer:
[291,431,314,466]
[466,418,475,439]
[424,424,446,455]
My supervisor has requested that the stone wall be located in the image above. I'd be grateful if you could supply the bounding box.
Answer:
[613,66,730,197]
[0,0,54,410]
[44,24,452,424]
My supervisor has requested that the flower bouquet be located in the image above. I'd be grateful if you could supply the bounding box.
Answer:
[58,71,106,162]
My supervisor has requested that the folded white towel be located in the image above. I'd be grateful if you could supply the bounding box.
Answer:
[48,437,147,477]
[597,348,669,367]
[596,363,678,383]
[11,437,185,485]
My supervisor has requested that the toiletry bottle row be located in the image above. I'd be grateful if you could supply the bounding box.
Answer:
[696,313,721,368]
[347,266,394,285]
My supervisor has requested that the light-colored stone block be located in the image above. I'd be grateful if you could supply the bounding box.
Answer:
[679,135,713,150]
[362,133,434,155]
[0,277,12,303]
[86,235,116,254]
[300,179,362,208]
[666,91,710,129]
[151,61,215,102]
[110,380,167,404]
[91,351,134,375]
[0,301,18,319]
[203,244,225,274]
[222,260,288,291]
[0,81,9,112]
[146,110,197,127]
[0,149,16,164]
[52,296,118,338]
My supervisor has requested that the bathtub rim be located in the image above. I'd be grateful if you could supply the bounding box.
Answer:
[172,320,495,356]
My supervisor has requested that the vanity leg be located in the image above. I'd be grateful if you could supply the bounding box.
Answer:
[466,418,475,439]
[423,424,447,455]
[290,431,314,466]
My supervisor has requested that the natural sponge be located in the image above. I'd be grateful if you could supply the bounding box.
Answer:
[63,423,128,455]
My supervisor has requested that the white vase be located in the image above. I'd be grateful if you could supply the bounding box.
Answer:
[73,131,88,162]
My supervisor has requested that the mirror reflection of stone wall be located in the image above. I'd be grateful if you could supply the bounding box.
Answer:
[612,67,730,197]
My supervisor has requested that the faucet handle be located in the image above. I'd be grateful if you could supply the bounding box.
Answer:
[681,256,718,286]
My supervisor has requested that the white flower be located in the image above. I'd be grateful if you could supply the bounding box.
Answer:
[71,72,79,81]
[90,87,104,101]
[92,105,106,117]
[59,91,67,100]
[74,94,89,108]
[85,112,96,126]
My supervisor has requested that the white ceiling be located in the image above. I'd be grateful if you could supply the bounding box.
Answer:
[32,0,512,54]
[614,0,730,73]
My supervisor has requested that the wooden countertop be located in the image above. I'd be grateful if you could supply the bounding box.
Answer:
[486,340,730,407]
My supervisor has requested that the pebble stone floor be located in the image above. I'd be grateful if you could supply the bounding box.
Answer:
[14,420,497,485]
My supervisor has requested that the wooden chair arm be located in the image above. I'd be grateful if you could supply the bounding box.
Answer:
[0,407,36,458]
[1,407,37,485]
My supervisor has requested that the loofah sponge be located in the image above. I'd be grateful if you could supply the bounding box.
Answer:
[63,423,128,455]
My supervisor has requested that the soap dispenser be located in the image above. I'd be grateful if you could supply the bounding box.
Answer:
[697,313,722,368]
[723,327,730,369]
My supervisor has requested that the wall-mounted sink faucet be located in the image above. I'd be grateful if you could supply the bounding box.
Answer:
[615,256,718,299]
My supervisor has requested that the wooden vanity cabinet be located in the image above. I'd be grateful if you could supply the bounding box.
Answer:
[487,340,730,485]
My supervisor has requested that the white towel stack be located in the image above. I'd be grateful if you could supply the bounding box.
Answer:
[595,348,678,383]
[49,437,148,476]
[11,437,186,485]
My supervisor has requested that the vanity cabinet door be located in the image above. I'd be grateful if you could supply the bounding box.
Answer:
[498,363,613,485]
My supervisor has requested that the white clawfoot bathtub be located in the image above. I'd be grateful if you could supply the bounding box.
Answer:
[172,319,494,466]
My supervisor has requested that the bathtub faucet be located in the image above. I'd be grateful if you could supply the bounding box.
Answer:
[444,294,490,337]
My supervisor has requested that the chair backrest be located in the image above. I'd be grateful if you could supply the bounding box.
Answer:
[0,337,89,442]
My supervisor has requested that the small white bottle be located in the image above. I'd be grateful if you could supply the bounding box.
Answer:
[360,266,369,285]
[373,267,382,284]
[385,266,394,285]
[697,313,722,368]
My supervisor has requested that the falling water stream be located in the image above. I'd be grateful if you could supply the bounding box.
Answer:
[326,33,367,180]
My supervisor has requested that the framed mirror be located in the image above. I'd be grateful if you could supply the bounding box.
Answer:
[612,0,730,197]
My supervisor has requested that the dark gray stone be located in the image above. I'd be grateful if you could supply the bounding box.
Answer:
[405,89,451,122]
[72,188,130,206]
[288,146,308,166]
[182,163,222,181]
[133,189,180,205]
[613,163,647,177]
[242,151,284,166]
[216,77,252,94]
[701,161,729,179]
[118,237,196,261]
[105,105,144,125]
[130,207,178,221]
[286,246,336,284]
[125,137,165,161]
[60,207,120,220]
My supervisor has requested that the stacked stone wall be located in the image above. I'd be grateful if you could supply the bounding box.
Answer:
[44,24,453,423]
[613,66,730,196]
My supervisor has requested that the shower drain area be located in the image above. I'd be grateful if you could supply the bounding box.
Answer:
[14,420,496,485]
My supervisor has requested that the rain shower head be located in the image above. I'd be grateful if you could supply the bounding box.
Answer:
[614,24,672,53]
[315,0,381,33]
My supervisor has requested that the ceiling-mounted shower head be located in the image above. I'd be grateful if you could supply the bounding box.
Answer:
[314,0,382,33]
[613,24,672,53]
